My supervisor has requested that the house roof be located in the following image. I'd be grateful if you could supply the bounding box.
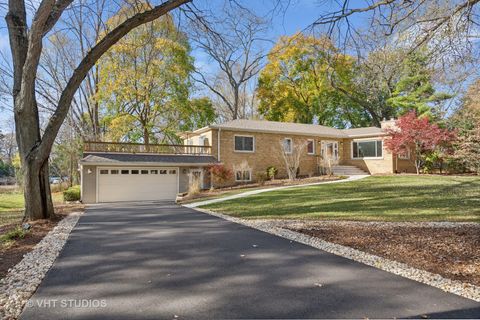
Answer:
[213,119,346,138]
[342,127,385,137]
[80,153,217,166]
[184,119,386,138]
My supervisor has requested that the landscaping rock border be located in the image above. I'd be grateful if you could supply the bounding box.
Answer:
[0,212,82,320]
[193,207,480,302]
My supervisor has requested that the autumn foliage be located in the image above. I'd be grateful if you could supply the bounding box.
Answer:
[209,164,233,187]
[384,111,456,174]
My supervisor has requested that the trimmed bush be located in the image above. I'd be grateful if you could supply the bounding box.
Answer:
[255,172,268,185]
[63,185,80,202]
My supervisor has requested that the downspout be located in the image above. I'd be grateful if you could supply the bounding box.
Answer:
[217,128,221,161]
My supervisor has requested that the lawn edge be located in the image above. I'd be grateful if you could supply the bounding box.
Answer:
[185,175,367,208]
[0,212,83,319]
[191,206,480,303]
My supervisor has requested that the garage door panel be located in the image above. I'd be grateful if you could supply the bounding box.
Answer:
[97,167,178,203]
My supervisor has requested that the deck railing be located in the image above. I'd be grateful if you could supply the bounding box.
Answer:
[84,141,211,155]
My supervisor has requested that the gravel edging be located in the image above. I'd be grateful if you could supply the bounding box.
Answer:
[192,207,480,302]
[0,212,82,320]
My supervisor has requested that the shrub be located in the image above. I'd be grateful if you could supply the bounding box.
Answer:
[266,166,277,180]
[255,172,268,185]
[0,226,27,243]
[63,185,80,202]
[209,164,233,186]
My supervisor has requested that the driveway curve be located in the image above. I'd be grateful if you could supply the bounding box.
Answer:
[22,202,479,319]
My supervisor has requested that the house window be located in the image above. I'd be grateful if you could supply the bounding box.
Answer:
[169,169,177,174]
[150,169,158,174]
[111,170,119,174]
[352,140,383,159]
[398,148,410,160]
[235,170,251,182]
[283,138,292,154]
[100,169,108,174]
[307,140,315,154]
[121,170,129,174]
[159,170,167,174]
[199,135,209,146]
[131,170,139,174]
[234,135,254,152]
[141,170,149,174]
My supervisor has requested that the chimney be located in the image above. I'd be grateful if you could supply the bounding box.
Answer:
[380,117,396,130]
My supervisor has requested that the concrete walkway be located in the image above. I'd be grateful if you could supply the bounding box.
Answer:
[184,175,370,208]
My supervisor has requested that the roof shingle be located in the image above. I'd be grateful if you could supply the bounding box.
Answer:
[80,153,217,165]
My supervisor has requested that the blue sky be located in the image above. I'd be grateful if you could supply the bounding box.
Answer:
[1,0,347,131]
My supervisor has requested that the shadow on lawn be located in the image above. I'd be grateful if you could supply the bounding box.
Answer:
[205,177,480,221]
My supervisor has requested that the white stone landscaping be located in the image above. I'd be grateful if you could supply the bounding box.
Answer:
[0,212,82,320]
[192,207,480,303]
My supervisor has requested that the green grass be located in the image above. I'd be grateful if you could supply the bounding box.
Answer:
[201,175,480,222]
[180,187,265,204]
[0,189,64,227]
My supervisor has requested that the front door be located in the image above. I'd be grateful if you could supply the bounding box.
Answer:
[321,141,339,161]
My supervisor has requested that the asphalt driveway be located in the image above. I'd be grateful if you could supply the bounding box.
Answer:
[22,202,480,319]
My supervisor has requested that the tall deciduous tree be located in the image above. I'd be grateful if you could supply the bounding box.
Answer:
[384,111,456,174]
[257,34,363,127]
[5,0,190,220]
[187,3,268,120]
[96,10,193,145]
[449,79,480,174]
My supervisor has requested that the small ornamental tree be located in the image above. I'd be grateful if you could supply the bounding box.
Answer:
[209,164,233,189]
[384,111,456,174]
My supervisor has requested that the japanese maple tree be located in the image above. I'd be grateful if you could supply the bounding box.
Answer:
[384,111,456,174]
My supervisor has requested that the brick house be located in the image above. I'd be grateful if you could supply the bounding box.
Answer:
[181,119,416,187]
[79,119,415,203]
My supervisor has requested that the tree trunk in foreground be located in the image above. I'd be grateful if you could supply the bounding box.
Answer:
[6,0,190,220]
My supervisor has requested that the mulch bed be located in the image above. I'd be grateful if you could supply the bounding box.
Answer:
[288,222,480,286]
[0,204,84,279]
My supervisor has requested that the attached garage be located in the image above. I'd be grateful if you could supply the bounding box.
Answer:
[97,167,178,203]
[79,152,217,204]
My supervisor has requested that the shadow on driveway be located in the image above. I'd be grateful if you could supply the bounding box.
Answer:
[21,201,480,319]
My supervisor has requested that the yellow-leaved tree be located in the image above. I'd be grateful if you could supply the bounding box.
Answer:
[96,7,194,144]
[257,33,362,127]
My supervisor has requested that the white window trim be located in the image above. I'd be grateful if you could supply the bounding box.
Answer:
[234,134,255,153]
[307,139,315,155]
[235,169,252,182]
[351,139,384,160]
[283,137,293,154]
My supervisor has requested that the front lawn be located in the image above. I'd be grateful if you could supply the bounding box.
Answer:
[201,175,480,222]
[0,188,64,226]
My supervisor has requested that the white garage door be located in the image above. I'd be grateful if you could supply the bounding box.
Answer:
[97,167,178,203]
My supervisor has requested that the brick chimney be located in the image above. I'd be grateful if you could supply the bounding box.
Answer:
[380,117,397,130]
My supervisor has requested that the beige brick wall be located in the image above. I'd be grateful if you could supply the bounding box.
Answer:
[189,129,345,185]
[341,137,395,174]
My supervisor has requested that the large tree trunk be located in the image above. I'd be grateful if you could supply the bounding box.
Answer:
[23,159,54,220]
[7,0,190,221]
[15,95,55,220]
